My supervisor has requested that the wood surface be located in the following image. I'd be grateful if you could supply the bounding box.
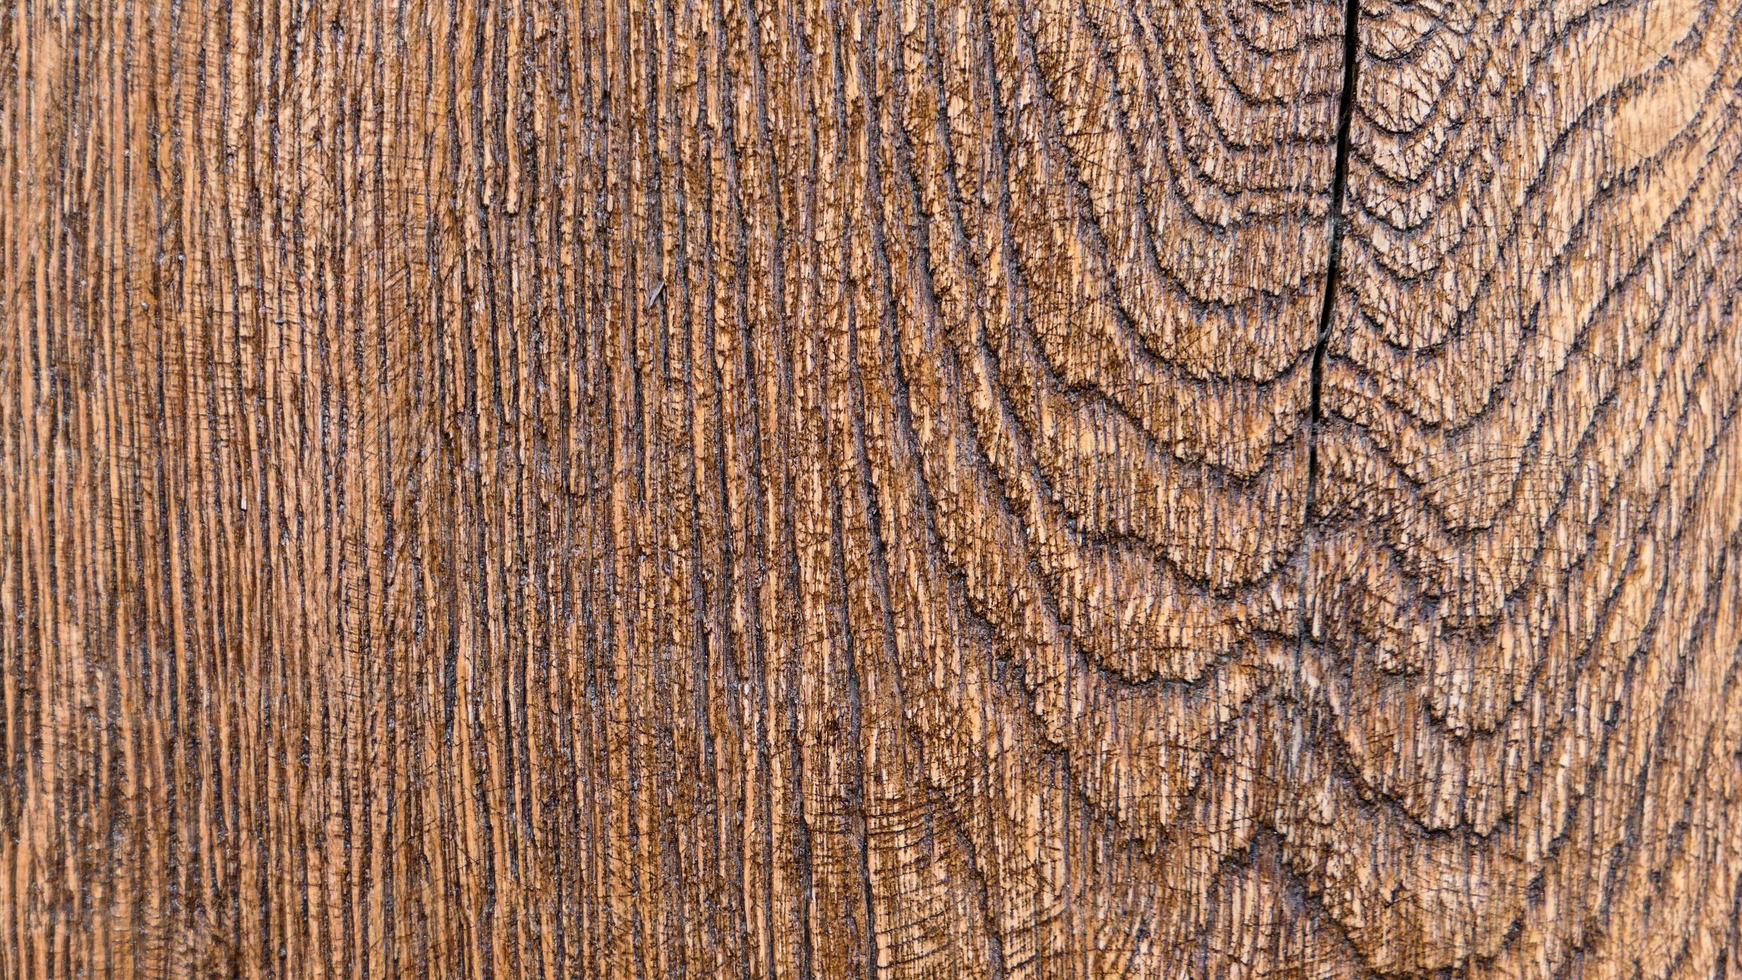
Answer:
[4,0,1741,975]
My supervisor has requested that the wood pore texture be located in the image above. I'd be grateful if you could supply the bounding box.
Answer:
[4,0,1742,976]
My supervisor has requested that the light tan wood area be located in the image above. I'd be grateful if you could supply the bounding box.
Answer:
[4,0,1739,975]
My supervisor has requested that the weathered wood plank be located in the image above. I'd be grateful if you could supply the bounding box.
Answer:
[1,0,1737,975]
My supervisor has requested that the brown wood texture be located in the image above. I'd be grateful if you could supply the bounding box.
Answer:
[4,0,1741,975]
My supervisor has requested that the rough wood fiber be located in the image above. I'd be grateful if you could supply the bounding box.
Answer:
[2,0,1740,975]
